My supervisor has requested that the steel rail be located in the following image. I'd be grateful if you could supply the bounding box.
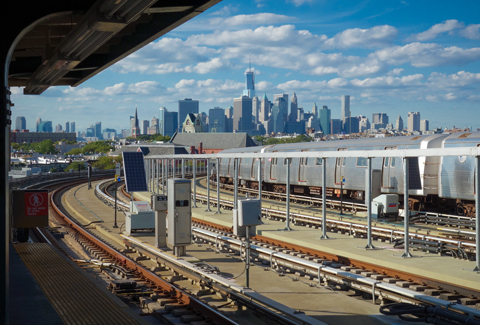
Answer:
[50,183,238,325]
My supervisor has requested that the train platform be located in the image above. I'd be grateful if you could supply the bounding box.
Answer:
[64,180,408,325]
[9,241,147,325]
[132,186,480,293]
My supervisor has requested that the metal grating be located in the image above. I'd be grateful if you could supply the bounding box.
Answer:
[122,152,148,192]
[14,243,138,325]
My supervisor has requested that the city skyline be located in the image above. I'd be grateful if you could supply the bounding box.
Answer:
[9,0,480,131]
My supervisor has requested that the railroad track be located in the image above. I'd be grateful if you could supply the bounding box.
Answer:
[48,178,322,324]
[95,178,480,323]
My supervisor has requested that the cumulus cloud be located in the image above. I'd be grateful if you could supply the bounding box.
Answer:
[209,13,291,27]
[324,25,398,48]
[374,42,480,67]
[427,71,480,88]
[350,74,424,88]
[408,19,464,41]
[193,58,225,74]
[460,24,480,40]
[388,68,404,75]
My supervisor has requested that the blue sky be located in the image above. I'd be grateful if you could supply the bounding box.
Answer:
[11,0,480,132]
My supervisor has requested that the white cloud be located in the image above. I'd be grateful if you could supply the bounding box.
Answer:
[374,42,480,67]
[328,78,349,88]
[175,79,196,89]
[408,19,464,41]
[350,74,424,88]
[256,81,272,91]
[460,24,480,40]
[209,13,291,27]
[426,95,438,102]
[193,58,225,74]
[104,83,127,96]
[287,0,314,6]
[427,71,480,88]
[444,93,457,101]
[324,25,398,48]
[388,68,404,75]
[277,80,327,91]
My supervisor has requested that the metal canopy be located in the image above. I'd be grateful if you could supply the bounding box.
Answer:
[145,146,480,160]
[8,0,221,94]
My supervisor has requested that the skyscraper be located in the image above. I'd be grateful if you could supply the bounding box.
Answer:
[65,121,70,133]
[55,124,62,132]
[259,93,270,123]
[274,94,288,122]
[359,116,370,132]
[408,112,420,132]
[151,116,159,134]
[38,121,52,132]
[36,117,42,132]
[290,92,298,122]
[319,105,331,135]
[178,98,199,132]
[209,108,225,133]
[420,119,429,132]
[341,95,351,133]
[131,107,140,138]
[94,122,102,139]
[242,68,255,98]
[233,95,253,132]
[71,121,75,133]
[141,120,149,135]
[158,107,178,137]
[341,95,350,121]
[15,116,26,130]
[372,113,389,126]
[252,96,260,124]
[395,115,403,131]
[270,104,284,134]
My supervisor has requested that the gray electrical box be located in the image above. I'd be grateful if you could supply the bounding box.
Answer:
[125,201,155,235]
[167,179,191,247]
[238,199,262,226]
[151,194,168,211]
[151,194,168,248]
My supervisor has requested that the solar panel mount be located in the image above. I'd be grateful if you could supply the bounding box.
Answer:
[122,152,148,192]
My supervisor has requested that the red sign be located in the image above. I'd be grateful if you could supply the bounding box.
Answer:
[24,192,48,216]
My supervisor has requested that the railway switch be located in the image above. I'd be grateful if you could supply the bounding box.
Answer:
[168,178,191,256]
[151,194,168,248]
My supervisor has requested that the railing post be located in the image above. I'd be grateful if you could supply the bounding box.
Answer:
[365,157,374,249]
[234,158,238,210]
[216,157,221,214]
[285,158,292,231]
[193,158,197,208]
[182,158,185,179]
[475,156,480,272]
[258,158,262,210]
[320,157,329,239]
[402,157,413,258]
[205,159,211,212]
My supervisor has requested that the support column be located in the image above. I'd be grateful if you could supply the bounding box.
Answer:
[285,158,292,231]
[402,157,412,258]
[320,158,329,239]
[193,159,197,208]
[234,158,238,210]
[365,157,374,249]
[216,158,221,214]
[475,156,480,272]
[182,158,185,179]
[205,159,211,212]
[162,159,165,194]
[156,159,159,194]
[258,158,262,209]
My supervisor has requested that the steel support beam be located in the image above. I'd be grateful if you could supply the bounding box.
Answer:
[205,159,211,212]
[320,158,329,239]
[193,159,197,208]
[216,158,221,214]
[182,158,185,179]
[365,157,374,249]
[234,158,238,210]
[402,157,413,258]
[285,159,292,231]
[475,156,480,272]
[258,158,262,209]
[162,159,165,195]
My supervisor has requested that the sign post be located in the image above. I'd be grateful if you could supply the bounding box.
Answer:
[12,190,49,242]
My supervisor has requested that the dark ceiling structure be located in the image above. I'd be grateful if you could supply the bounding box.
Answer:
[8,0,221,95]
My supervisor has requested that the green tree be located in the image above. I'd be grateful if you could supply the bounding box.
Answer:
[35,140,57,154]
[65,161,86,171]
[82,140,113,154]
[67,148,83,155]
[92,156,116,170]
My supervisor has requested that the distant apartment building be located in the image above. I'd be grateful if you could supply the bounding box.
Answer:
[359,116,370,133]
[319,105,331,135]
[233,95,253,132]
[141,120,149,135]
[55,124,62,132]
[178,98,199,132]
[209,107,226,133]
[35,117,42,132]
[395,115,403,131]
[158,107,178,137]
[420,119,429,132]
[408,112,420,132]
[95,122,102,139]
[38,121,52,132]
[71,121,75,133]
[15,116,26,130]
[11,130,76,143]
[341,95,350,133]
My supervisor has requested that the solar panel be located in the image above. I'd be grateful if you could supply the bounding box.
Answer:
[122,152,148,192]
